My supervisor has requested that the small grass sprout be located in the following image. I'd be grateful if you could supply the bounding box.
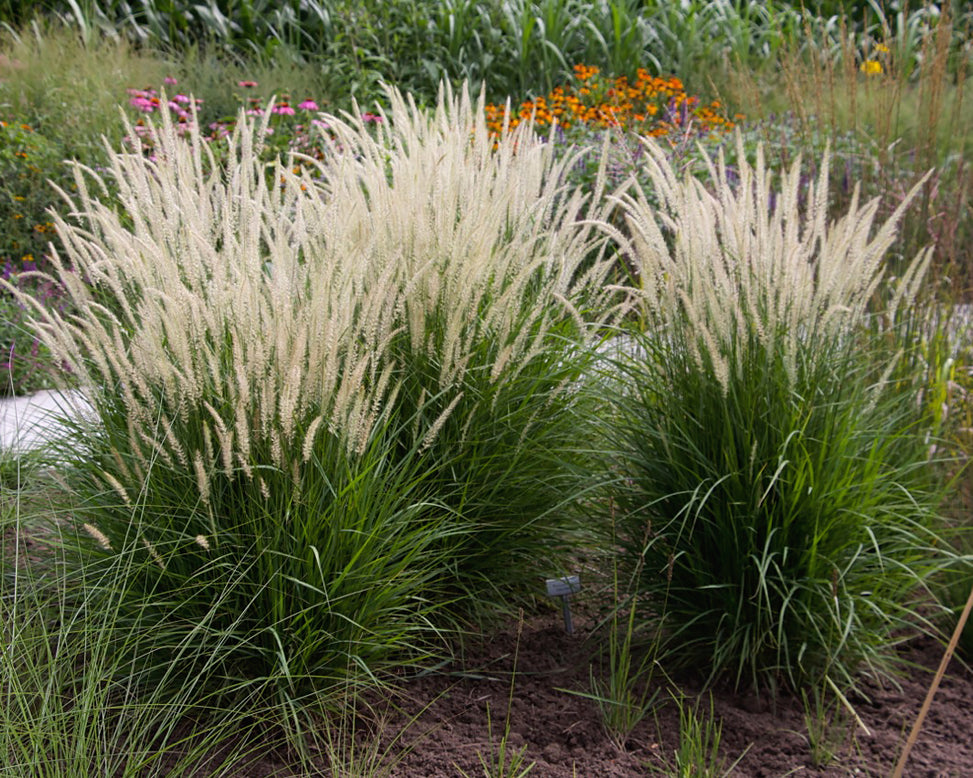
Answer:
[646,692,745,778]
[798,683,858,768]
[458,615,535,778]
[586,594,659,751]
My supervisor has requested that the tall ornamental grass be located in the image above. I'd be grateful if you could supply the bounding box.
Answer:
[601,135,952,695]
[304,88,616,603]
[4,82,614,727]
[1,500,280,776]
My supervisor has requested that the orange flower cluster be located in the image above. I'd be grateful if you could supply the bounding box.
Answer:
[485,64,736,138]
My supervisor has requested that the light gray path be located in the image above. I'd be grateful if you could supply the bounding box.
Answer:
[0,389,93,453]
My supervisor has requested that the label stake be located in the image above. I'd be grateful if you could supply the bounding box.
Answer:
[545,575,581,634]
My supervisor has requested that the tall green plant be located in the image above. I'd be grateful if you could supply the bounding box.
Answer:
[725,1,973,293]
[600,135,952,695]
[1,506,289,776]
[3,82,615,731]
[297,84,617,603]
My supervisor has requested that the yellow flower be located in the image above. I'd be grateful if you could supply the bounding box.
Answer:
[860,60,883,75]
[875,43,890,54]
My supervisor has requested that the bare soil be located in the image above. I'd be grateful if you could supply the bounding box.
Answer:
[238,605,973,777]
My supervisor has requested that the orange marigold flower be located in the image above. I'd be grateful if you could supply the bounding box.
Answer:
[482,63,738,141]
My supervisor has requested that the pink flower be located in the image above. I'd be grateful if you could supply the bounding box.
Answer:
[298,99,319,111]
[238,80,258,88]
[130,97,157,113]
[163,76,178,85]
[311,118,329,129]
[274,104,296,116]
[361,112,383,124]
[173,94,192,104]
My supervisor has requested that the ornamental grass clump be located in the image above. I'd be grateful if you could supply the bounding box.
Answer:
[601,134,951,695]
[5,82,615,723]
[301,87,616,601]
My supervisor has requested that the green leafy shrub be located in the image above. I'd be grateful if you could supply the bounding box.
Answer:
[601,136,952,695]
[0,120,90,395]
[0,288,61,396]
[0,0,811,109]
[0,119,62,273]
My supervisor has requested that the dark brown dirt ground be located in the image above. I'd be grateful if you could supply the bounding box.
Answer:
[234,603,973,778]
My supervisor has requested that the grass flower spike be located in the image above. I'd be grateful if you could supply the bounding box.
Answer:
[607,133,932,393]
[5,81,616,723]
[604,133,948,695]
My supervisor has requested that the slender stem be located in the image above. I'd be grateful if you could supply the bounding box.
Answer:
[892,582,973,778]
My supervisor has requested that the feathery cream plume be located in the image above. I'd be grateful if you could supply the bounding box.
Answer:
[83,523,112,551]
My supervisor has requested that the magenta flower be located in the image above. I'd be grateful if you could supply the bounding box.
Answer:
[130,97,157,113]
[274,104,296,116]
[361,112,383,124]
[163,76,178,85]
[238,80,258,88]
[298,99,319,111]
[173,94,192,104]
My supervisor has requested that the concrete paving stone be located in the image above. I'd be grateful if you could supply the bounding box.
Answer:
[0,389,94,453]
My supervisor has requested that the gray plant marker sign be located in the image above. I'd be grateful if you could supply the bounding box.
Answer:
[545,575,581,634]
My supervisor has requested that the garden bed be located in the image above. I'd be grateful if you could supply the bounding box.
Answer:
[168,607,973,777]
